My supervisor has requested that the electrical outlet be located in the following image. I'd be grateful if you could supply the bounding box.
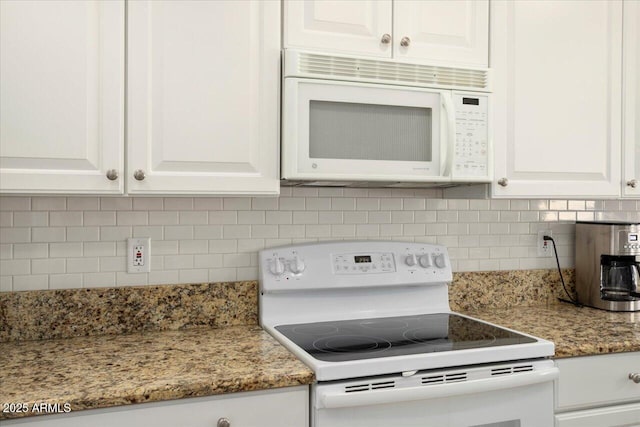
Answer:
[537,230,552,257]
[127,237,150,273]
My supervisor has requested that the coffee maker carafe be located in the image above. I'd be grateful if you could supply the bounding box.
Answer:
[575,221,640,311]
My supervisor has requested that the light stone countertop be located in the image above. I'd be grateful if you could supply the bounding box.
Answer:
[0,326,314,420]
[463,303,640,358]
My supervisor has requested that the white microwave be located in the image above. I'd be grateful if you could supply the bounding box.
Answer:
[281,50,492,187]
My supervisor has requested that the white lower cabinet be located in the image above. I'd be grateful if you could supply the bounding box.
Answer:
[2,386,309,427]
[555,353,640,427]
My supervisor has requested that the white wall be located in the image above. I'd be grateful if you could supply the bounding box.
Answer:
[1,188,639,291]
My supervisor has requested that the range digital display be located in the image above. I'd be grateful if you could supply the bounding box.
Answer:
[630,234,638,242]
[354,255,372,263]
[462,97,480,106]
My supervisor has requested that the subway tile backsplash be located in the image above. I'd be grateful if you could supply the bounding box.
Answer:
[1,189,639,292]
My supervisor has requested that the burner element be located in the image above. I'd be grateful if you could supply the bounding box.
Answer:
[313,335,392,354]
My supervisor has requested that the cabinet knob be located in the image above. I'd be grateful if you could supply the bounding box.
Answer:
[629,373,640,383]
[106,169,118,181]
[133,169,146,181]
[217,418,230,427]
[627,179,638,189]
[380,33,391,44]
[497,178,509,187]
[400,36,411,47]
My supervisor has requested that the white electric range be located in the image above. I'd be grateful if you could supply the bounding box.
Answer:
[259,241,557,427]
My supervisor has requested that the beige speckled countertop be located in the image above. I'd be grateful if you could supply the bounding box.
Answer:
[3,271,639,420]
[0,326,314,420]
[464,303,640,358]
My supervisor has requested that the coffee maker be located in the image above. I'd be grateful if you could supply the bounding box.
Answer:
[575,221,640,311]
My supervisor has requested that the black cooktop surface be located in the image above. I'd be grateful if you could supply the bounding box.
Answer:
[275,313,537,362]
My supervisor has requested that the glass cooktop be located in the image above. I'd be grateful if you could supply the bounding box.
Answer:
[275,313,537,362]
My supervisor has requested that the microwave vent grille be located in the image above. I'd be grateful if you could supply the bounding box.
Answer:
[296,53,489,90]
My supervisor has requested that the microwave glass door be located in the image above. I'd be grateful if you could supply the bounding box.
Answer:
[309,101,433,162]
[284,78,447,181]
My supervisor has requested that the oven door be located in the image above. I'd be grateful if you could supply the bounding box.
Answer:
[282,78,454,183]
[312,361,558,427]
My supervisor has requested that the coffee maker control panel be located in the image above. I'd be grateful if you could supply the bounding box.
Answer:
[619,230,640,253]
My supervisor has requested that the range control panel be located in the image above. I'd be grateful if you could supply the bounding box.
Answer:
[260,241,453,292]
[333,253,396,274]
[452,93,489,178]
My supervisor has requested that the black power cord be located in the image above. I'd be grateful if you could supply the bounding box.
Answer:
[543,235,581,307]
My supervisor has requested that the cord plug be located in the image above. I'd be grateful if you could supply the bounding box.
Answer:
[543,235,553,241]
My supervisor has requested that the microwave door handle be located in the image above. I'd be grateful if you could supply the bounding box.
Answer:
[440,92,455,177]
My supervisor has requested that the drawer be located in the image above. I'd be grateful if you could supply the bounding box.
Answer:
[555,402,640,427]
[2,386,309,427]
[555,352,640,411]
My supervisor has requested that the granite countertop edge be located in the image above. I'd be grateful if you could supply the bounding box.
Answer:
[0,325,315,420]
[3,303,640,420]
[463,303,640,359]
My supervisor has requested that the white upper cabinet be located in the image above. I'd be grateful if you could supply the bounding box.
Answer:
[284,0,488,67]
[491,0,623,198]
[127,0,280,195]
[0,1,124,194]
[623,0,640,198]
[394,0,489,67]
[1,0,279,196]
[284,0,392,58]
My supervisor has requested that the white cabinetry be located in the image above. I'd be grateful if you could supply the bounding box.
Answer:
[554,353,640,426]
[0,1,124,194]
[284,0,488,67]
[623,0,640,198]
[1,0,280,196]
[491,0,623,198]
[127,0,280,195]
[3,386,309,427]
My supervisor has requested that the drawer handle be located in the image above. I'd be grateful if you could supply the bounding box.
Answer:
[217,418,230,427]
[629,373,640,383]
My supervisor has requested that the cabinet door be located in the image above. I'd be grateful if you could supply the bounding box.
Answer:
[623,0,640,197]
[394,0,489,67]
[491,1,622,198]
[1,387,309,427]
[127,0,280,195]
[284,0,392,58]
[0,1,124,194]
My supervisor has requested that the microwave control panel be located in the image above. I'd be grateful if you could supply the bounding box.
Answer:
[452,93,489,178]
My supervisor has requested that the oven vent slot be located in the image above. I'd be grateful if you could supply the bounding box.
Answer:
[344,380,395,393]
[371,380,395,390]
[421,372,467,386]
[445,372,467,383]
[421,374,445,385]
[491,367,513,376]
[491,365,534,376]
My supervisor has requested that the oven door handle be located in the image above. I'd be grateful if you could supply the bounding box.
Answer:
[317,367,559,409]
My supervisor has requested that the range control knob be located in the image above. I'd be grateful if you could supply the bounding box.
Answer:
[289,256,306,274]
[405,254,418,266]
[419,254,433,268]
[434,253,447,268]
[269,258,285,276]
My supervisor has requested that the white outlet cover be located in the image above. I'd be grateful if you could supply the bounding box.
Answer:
[127,237,151,273]
[537,230,553,257]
